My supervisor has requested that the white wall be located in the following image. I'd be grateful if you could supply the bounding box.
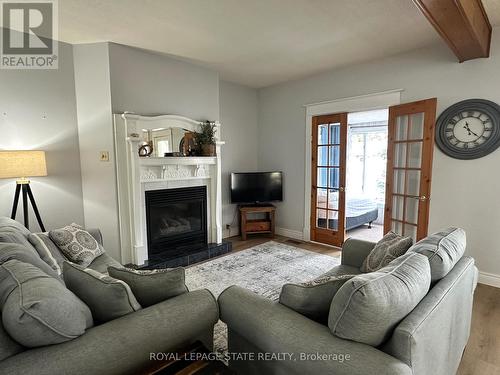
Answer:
[73,43,121,261]
[108,44,219,121]
[219,80,259,237]
[0,41,84,231]
[258,27,500,279]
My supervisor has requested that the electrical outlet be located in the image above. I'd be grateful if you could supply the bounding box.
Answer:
[100,151,109,162]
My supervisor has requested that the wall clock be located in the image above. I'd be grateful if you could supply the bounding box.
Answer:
[435,99,500,159]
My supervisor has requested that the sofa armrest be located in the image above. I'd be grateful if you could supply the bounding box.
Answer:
[0,289,219,375]
[219,286,411,375]
[87,228,103,246]
[340,237,376,268]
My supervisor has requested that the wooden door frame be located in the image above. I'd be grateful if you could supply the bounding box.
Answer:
[303,90,402,243]
[310,112,347,247]
[384,98,437,241]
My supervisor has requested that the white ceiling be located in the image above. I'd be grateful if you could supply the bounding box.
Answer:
[59,0,500,88]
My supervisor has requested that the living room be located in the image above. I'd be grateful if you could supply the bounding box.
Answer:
[0,1,499,374]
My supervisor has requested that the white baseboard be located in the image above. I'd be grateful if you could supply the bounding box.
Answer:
[276,227,304,240]
[478,271,500,288]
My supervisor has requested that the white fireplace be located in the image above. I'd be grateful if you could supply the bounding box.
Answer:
[113,113,224,265]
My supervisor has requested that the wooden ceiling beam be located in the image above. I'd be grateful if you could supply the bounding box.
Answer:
[412,0,492,62]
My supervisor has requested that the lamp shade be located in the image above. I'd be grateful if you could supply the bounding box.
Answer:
[0,151,47,179]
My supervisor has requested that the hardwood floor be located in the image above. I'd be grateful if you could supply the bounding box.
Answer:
[229,234,341,257]
[457,284,500,375]
[226,234,500,375]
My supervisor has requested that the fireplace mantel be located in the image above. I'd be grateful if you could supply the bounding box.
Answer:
[113,113,224,265]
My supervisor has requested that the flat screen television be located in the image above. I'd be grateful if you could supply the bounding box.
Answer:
[231,172,283,204]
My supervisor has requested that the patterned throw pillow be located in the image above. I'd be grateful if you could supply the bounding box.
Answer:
[108,266,188,307]
[360,232,413,273]
[49,223,104,267]
[279,274,354,323]
[63,262,141,323]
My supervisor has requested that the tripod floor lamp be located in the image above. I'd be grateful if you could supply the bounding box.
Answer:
[0,150,47,231]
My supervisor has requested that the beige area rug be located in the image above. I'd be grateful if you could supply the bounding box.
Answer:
[185,241,341,354]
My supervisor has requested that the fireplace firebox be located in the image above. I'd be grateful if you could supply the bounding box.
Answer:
[145,186,208,261]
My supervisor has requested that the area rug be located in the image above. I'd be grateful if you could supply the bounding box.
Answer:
[184,241,340,354]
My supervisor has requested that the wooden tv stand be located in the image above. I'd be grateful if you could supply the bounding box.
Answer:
[239,204,276,241]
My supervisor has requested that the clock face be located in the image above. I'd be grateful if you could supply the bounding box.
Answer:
[445,111,493,150]
[436,100,500,160]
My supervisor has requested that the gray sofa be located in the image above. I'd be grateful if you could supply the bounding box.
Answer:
[0,217,219,375]
[219,234,478,375]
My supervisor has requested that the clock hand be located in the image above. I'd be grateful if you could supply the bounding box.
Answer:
[463,124,472,136]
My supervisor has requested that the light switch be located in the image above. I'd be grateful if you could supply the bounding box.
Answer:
[100,151,110,162]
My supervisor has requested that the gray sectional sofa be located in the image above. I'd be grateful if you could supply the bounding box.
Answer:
[0,217,219,375]
[219,229,478,375]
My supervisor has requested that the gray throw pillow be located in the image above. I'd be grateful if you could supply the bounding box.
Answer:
[328,252,431,346]
[49,223,104,267]
[408,227,466,282]
[0,228,39,256]
[0,259,93,347]
[63,262,141,323]
[28,232,67,276]
[360,231,413,272]
[108,266,188,307]
[280,274,354,323]
[0,242,62,282]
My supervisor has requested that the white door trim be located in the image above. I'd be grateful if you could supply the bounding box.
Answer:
[303,89,403,241]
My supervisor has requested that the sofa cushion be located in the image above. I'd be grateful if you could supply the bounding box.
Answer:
[321,264,362,277]
[0,259,93,347]
[108,266,188,307]
[0,323,24,361]
[360,232,413,272]
[28,232,67,276]
[328,252,431,346]
[49,223,104,267]
[0,217,31,236]
[280,274,354,323]
[63,262,141,323]
[0,242,62,282]
[408,227,466,282]
[88,253,122,274]
[0,228,38,256]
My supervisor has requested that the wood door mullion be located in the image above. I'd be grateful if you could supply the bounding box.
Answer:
[311,113,347,247]
[384,109,396,235]
[385,98,437,241]
[417,99,437,240]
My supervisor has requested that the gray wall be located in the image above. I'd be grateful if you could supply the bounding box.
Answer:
[108,44,219,120]
[258,27,500,278]
[219,80,259,236]
[0,41,84,231]
[73,43,121,261]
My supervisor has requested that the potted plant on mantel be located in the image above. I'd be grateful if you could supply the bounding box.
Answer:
[195,121,217,156]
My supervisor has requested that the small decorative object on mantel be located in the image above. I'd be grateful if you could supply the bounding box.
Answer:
[180,132,197,156]
[138,142,153,157]
[194,121,217,156]
[435,99,500,159]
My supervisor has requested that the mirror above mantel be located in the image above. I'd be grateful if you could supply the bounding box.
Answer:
[141,127,192,157]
